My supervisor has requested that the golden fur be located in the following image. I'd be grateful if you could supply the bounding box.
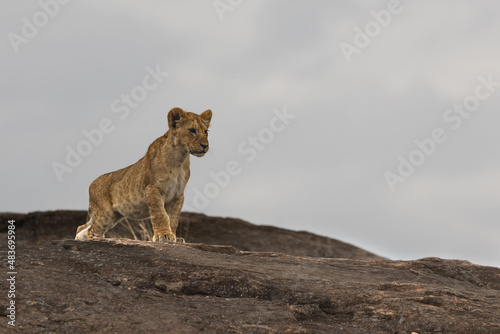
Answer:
[75,107,212,243]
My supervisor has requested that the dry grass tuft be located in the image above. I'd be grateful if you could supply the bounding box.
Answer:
[107,218,153,241]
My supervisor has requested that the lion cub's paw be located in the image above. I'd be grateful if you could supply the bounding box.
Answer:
[75,225,90,241]
[176,237,186,244]
[152,233,177,243]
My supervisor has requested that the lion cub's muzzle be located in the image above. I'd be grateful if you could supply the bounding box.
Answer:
[191,143,208,157]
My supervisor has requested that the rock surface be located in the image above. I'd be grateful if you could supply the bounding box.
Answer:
[1,211,499,333]
[0,211,383,260]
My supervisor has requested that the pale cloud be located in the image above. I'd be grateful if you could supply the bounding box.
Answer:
[1,1,500,267]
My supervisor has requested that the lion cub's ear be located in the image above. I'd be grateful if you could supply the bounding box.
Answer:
[200,109,212,128]
[168,107,187,129]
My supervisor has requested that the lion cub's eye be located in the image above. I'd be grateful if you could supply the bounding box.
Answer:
[205,130,209,136]
[189,128,197,134]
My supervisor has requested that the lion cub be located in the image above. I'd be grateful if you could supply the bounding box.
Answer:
[75,107,212,243]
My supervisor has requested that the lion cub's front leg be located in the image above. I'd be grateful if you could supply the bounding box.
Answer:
[166,194,185,244]
[145,186,176,243]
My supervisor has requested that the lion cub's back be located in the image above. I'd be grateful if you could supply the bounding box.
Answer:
[89,159,146,207]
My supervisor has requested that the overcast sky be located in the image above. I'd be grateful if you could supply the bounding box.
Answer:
[2,1,499,267]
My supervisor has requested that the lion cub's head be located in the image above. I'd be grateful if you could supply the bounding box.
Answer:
[168,107,212,157]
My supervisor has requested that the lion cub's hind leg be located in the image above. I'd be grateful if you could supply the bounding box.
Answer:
[75,209,121,241]
[75,220,92,241]
[75,217,107,241]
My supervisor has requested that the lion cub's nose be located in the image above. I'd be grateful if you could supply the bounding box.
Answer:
[200,144,208,150]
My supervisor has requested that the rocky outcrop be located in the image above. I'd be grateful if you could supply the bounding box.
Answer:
[0,211,383,260]
[1,211,499,333]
